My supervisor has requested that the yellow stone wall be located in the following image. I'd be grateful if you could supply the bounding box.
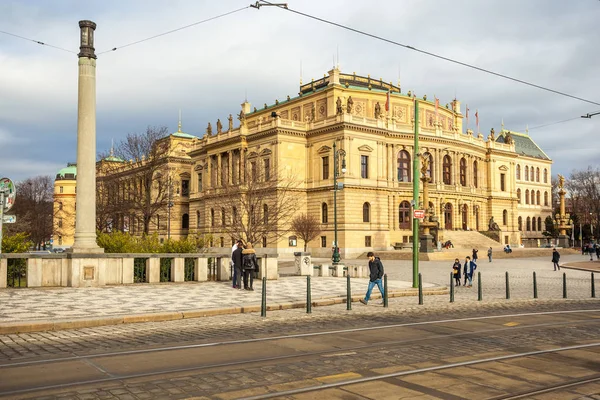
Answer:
[53,177,76,247]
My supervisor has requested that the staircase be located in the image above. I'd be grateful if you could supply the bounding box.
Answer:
[441,230,501,250]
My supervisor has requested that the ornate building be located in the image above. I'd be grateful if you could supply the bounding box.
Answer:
[53,68,553,254]
[53,164,77,248]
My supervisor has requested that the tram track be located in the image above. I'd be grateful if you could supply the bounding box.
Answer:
[1,308,599,398]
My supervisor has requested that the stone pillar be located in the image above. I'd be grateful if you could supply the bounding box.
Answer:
[195,257,208,281]
[147,258,160,283]
[72,20,102,254]
[173,257,184,282]
[0,258,6,288]
[122,258,134,284]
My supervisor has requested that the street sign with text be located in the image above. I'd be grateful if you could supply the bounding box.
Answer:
[413,209,425,219]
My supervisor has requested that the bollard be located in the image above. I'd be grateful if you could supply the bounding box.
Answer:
[383,274,389,308]
[563,272,567,299]
[505,271,510,300]
[533,271,538,299]
[306,275,312,314]
[261,277,267,317]
[592,272,596,298]
[418,273,423,305]
[346,274,352,310]
[450,272,454,303]
[478,271,482,301]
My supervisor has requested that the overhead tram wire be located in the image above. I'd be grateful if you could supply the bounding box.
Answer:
[257,0,600,108]
[0,29,76,54]
[96,5,251,55]
[528,109,600,130]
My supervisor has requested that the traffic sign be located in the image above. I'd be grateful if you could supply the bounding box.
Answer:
[413,209,425,219]
[0,177,16,212]
[2,215,15,223]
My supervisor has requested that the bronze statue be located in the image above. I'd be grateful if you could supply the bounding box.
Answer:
[336,96,343,115]
[216,119,222,134]
[237,110,246,127]
[374,102,381,119]
[228,114,233,131]
[347,96,354,114]
[488,216,500,231]
[504,133,513,145]
[420,155,430,180]
[558,174,565,189]
[489,128,495,140]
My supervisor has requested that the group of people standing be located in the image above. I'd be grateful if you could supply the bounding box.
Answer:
[452,248,479,287]
[231,239,259,291]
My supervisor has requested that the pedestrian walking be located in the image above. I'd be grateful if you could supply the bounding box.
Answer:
[472,248,479,262]
[452,258,461,286]
[241,242,258,290]
[359,252,385,305]
[487,247,492,262]
[231,241,239,288]
[232,240,243,289]
[552,248,560,271]
[463,256,476,287]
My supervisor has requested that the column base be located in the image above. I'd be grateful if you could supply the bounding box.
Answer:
[558,235,570,248]
[71,233,104,254]
[419,234,435,253]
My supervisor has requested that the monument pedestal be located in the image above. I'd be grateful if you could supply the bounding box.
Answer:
[558,234,569,248]
[420,233,435,253]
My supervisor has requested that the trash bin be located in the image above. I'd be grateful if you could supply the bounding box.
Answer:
[294,252,312,276]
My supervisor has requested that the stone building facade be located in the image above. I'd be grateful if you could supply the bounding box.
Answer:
[53,164,77,248]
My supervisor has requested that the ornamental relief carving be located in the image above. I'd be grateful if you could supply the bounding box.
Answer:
[354,101,366,116]
[280,110,289,119]
[392,105,408,122]
[291,107,301,121]
[317,99,327,119]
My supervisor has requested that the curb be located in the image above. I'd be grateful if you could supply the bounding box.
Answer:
[0,287,447,334]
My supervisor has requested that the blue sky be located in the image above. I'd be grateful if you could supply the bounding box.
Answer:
[1,0,599,182]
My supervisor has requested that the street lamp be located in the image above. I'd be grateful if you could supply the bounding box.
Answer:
[332,141,346,264]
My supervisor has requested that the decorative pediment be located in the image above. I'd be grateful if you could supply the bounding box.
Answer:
[194,164,204,171]
[357,145,374,152]
[259,149,272,156]
[247,151,259,159]
[317,145,332,154]
[499,165,509,171]
[179,172,191,179]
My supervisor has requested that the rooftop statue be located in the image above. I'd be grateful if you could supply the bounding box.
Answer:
[206,122,212,135]
[228,114,233,131]
[374,102,381,119]
[216,119,222,134]
[336,96,343,115]
[558,174,565,189]
[347,96,354,114]
[238,110,246,127]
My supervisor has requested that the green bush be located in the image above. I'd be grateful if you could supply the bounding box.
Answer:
[97,231,212,254]
[2,232,33,253]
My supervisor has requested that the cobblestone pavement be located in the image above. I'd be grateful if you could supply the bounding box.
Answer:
[1,301,599,399]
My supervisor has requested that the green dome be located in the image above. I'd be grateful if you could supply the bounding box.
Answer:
[56,164,77,180]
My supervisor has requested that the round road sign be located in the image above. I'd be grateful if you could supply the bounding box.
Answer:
[0,177,16,212]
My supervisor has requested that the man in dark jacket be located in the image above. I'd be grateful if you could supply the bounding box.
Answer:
[232,240,243,289]
[552,248,560,271]
[359,252,385,305]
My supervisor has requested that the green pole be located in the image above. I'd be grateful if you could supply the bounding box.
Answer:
[478,271,482,301]
[418,272,423,305]
[346,274,352,310]
[306,275,312,314]
[450,272,454,303]
[563,272,567,299]
[505,271,510,300]
[412,99,420,288]
[592,272,596,298]
[533,271,538,299]
[383,274,389,308]
[261,276,267,317]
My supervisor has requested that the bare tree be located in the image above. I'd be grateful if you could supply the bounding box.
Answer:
[6,176,54,249]
[97,126,174,234]
[290,213,322,251]
[567,166,600,239]
[213,166,300,246]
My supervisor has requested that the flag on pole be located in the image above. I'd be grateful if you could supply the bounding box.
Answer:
[385,90,391,112]
[475,109,479,132]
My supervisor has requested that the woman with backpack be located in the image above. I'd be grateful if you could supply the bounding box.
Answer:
[242,242,258,291]
[452,258,461,287]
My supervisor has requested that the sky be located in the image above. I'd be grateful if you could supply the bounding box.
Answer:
[1,0,599,182]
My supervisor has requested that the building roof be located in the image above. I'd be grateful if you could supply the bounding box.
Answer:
[56,164,76,180]
[496,130,551,161]
[172,131,196,139]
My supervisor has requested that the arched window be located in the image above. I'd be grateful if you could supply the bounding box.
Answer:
[196,210,201,228]
[443,155,452,184]
[459,157,467,186]
[424,152,434,182]
[525,189,530,204]
[536,167,540,182]
[517,188,522,203]
[503,209,508,225]
[221,207,226,226]
[543,168,548,183]
[526,217,531,231]
[363,202,370,223]
[322,203,328,223]
[518,216,523,231]
[525,166,529,181]
[544,192,549,206]
[232,207,238,224]
[473,161,478,188]
[538,217,542,231]
[530,166,534,181]
[536,190,541,205]
[210,208,215,227]
[532,217,537,231]
[399,201,411,229]
[516,164,521,180]
[263,204,269,224]
[182,213,189,229]
[397,150,411,182]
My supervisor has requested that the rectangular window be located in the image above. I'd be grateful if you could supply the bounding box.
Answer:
[288,236,297,247]
[59,186,64,194]
[262,236,267,247]
[365,236,372,247]
[361,155,368,178]
[181,180,189,197]
[58,236,62,245]
[251,161,257,182]
[322,156,329,180]
[264,159,270,181]
[500,173,506,191]
[197,173,203,192]
[220,237,224,247]
[321,236,327,248]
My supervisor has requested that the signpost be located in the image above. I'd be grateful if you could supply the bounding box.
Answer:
[0,177,17,254]
[413,209,425,219]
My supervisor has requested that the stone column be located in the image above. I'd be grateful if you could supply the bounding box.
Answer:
[72,20,103,254]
